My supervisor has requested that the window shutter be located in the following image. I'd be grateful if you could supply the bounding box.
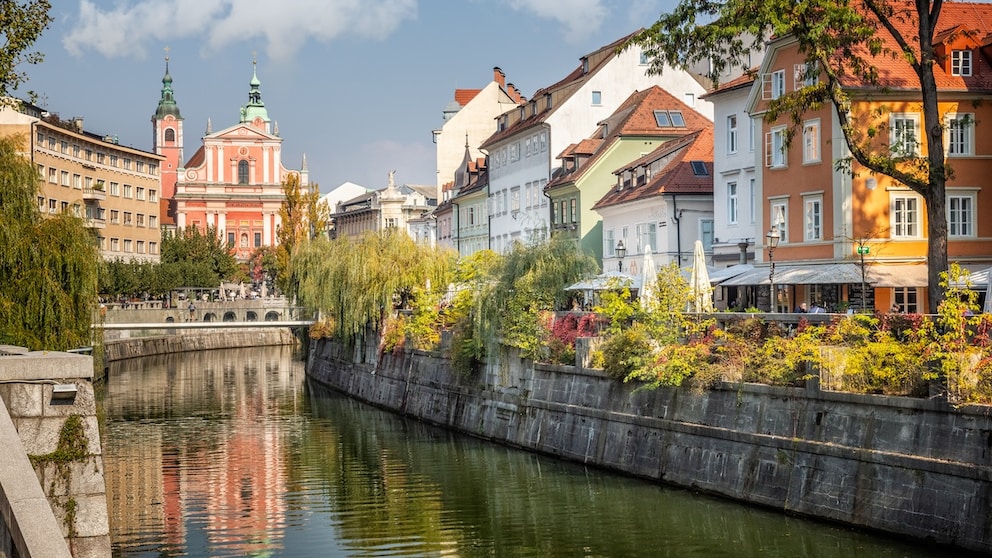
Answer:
[764,131,773,167]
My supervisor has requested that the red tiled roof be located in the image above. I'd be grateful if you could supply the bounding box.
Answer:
[184,146,204,169]
[701,70,757,99]
[454,89,482,106]
[592,127,714,210]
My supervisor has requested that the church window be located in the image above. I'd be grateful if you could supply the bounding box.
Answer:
[164,128,175,142]
[238,160,249,184]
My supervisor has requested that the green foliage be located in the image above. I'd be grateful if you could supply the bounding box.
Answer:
[0,1,51,104]
[600,322,654,380]
[291,229,453,346]
[0,135,99,350]
[276,174,329,293]
[160,225,240,287]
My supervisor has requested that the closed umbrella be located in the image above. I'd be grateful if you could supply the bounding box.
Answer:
[640,245,658,310]
[689,240,713,312]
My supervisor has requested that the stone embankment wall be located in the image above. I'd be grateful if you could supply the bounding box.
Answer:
[308,336,992,554]
[0,350,111,558]
[103,329,298,362]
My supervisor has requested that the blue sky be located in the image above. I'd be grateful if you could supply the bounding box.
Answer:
[17,0,675,194]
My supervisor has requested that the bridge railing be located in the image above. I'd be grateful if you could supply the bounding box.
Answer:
[95,303,316,339]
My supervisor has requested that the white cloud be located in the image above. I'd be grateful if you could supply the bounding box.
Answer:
[504,0,609,43]
[62,0,417,61]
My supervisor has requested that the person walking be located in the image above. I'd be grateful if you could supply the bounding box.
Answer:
[188,301,196,322]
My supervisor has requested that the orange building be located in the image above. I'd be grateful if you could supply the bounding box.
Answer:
[157,60,307,262]
[744,3,992,313]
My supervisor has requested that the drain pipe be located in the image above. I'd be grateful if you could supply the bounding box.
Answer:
[671,195,684,265]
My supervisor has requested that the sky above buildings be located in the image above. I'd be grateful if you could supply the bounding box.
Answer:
[17,0,675,194]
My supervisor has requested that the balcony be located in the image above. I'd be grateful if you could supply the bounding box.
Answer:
[85,217,106,230]
[82,186,106,201]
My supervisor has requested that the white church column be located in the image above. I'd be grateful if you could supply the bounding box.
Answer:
[263,211,272,246]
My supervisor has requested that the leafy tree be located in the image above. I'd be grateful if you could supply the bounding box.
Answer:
[160,225,239,288]
[632,0,954,311]
[0,0,52,104]
[290,229,453,345]
[0,134,99,350]
[276,174,329,293]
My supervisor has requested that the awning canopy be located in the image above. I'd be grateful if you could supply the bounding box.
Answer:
[867,264,928,287]
[720,263,866,286]
[566,271,640,292]
[707,264,754,284]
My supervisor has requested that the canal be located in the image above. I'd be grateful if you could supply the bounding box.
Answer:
[99,346,961,557]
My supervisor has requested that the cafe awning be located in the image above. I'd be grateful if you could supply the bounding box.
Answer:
[707,264,754,284]
[720,263,867,286]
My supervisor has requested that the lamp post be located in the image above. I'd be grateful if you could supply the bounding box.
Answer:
[616,240,627,273]
[857,243,870,312]
[766,225,780,312]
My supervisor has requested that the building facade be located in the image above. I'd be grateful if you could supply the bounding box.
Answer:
[0,101,165,262]
[169,62,304,262]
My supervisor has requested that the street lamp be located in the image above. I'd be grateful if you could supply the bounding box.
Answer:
[857,243,870,312]
[766,225,780,312]
[616,240,627,273]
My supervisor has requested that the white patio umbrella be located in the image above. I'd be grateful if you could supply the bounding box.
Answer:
[639,245,658,310]
[239,281,247,299]
[218,281,226,301]
[261,281,268,299]
[689,240,714,312]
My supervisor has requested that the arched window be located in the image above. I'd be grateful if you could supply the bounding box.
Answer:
[238,160,249,184]
[164,128,175,142]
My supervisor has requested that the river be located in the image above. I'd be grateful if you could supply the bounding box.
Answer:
[98,345,962,557]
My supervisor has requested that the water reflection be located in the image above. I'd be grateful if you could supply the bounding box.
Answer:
[100,347,960,557]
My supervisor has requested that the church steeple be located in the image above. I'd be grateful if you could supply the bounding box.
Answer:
[154,54,182,119]
[240,58,270,127]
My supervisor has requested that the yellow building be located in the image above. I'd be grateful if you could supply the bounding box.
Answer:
[0,100,165,262]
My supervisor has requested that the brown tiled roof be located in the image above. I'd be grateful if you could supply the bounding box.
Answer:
[184,146,204,169]
[838,1,992,91]
[547,85,711,189]
[455,89,482,106]
[592,127,714,210]
[480,31,639,149]
[700,70,757,99]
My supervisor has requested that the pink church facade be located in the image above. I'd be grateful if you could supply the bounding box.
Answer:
[154,60,305,262]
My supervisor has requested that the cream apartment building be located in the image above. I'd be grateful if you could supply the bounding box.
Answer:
[0,100,164,262]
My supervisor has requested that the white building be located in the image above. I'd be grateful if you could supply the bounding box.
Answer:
[481,31,713,254]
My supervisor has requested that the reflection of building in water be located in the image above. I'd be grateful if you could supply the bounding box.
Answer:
[103,345,302,555]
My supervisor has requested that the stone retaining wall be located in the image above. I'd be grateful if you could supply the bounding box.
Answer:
[103,329,298,362]
[308,336,992,554]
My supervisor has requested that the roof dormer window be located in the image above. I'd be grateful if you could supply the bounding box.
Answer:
[654,110,686,127]
[952,50,972,76]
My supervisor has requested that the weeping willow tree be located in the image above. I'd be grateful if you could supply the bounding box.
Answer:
[0,135,99,350]
[289,228,453,344]
[462,236,599,364]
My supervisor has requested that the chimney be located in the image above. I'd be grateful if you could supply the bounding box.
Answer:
[493,66,506,88]
[72,117,84,132]
[507,83,519,103]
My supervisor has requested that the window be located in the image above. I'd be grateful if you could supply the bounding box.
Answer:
[60,201,68,213]
[794,61,818,89]
[684,93,695,107]
[238,160,249,184]
[765,126,788,168]
[149,215,157,228]
[701,219,715,251]
[48,167,56,183]
[123,184,133,198]
[36,131,43,144]
[37,196,44,211]
[803,119,820,163]
[97,153,105,164]
[640,223,657,252]
[749,178,756,224]
[227,232,235,247]
[165,128,175,142]
[804,195,822,241]
[591,90,602,105]
[951,50,972,76]
[136,214,145,227]
[149,163,158,176]
[727,114,738,154]
[770,201,788,243]
[110,182,119,196]
[136,241,145,254]
[763,69,786,99]
[60,171,69,186]
[570,198,577,223]
[123,158,132,170]
[149,241,157,255]
[136,161,144,173]
[640,51,650,65]
[149,189,157,202]
[123,212,133,226]
[111,238,119,251]
[47,137,55,150]
[891,113,920,157]
[124,239,132,253]
[110,155,118,167]
[254,232,262,247]
[72,145,80,158]
[109,210,119,224]
[605,228,616,257]
[73,174,81,189]
[654,110,686,127]
[690,161,708,175]
[727,182,739,224]
[948,194,974,237]
[60,141,68,154]
[136,187,145,200]
[945,113,973,156]
[510,187,520,212]
[893,287,920,313]
[891,194,920,238]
